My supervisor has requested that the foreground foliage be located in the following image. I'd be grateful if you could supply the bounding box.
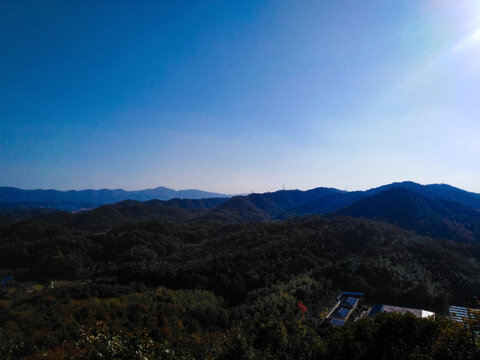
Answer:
[1,216,480,358]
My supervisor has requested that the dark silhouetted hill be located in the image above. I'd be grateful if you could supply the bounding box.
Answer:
[367,181,480,209]
[202,182,480,222]
[200,196,269,222]
[334,187,480,242]
[205,188,349,221]
[33,200,204,231]
[162,197,228,210]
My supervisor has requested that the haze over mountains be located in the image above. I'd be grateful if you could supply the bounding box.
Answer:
[3,181,479,242]
[2,181,479,211]
[0,186,228,210]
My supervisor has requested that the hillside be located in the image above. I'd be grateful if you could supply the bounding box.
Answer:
[32,199,209,231]
[203,182,480,221]
[369,181,480,209]
[2,215,480,358]
[0,207,59,226]
[3,215,480,309]
[334,187,480,242]
[213,188,347,220]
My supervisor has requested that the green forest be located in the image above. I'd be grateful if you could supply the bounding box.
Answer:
[1,215,480,359]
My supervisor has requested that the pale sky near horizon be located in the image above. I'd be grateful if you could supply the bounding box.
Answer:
[1,1,480,194]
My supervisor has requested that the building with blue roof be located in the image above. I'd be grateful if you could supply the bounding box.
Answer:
[449,305,479,323]
[340,296,359,309]
[325,291,363,325]
[0,276,13,286]
[331,306,351,320]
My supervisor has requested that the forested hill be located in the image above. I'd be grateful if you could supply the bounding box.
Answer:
[31,198,227,231]
[369,181,480,210]
[188,182,480,221]
[2,215,480,358]
[334,187,480,242]
[2,215,480,311]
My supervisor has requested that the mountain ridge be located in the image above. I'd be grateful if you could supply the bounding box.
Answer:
[14,181,480,242]
[0,186,228,210]
[333,187,480,242]
[203,182,480,222]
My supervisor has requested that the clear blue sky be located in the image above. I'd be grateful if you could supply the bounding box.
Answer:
[1,0,480,193]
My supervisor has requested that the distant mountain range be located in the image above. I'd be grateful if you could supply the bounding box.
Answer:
[6,181,478,243]
[202,182,480,222]
[0,186,228,210]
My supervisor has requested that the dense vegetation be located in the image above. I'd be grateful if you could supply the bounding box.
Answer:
[335,187,480,242]
[1,214,480,358]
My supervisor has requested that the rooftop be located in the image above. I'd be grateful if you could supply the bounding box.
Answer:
[369,305,434,319]
[340,296,359,309]
[449,305,479,323]
[331,306,351,320]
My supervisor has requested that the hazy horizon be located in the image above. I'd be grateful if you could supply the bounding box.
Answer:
[2,1,480,193]
[2,180,480,196]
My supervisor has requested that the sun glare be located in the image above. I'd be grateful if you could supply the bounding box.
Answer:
[450,27,480,54]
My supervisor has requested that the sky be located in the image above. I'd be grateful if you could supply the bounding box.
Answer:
[1,0,480,194]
